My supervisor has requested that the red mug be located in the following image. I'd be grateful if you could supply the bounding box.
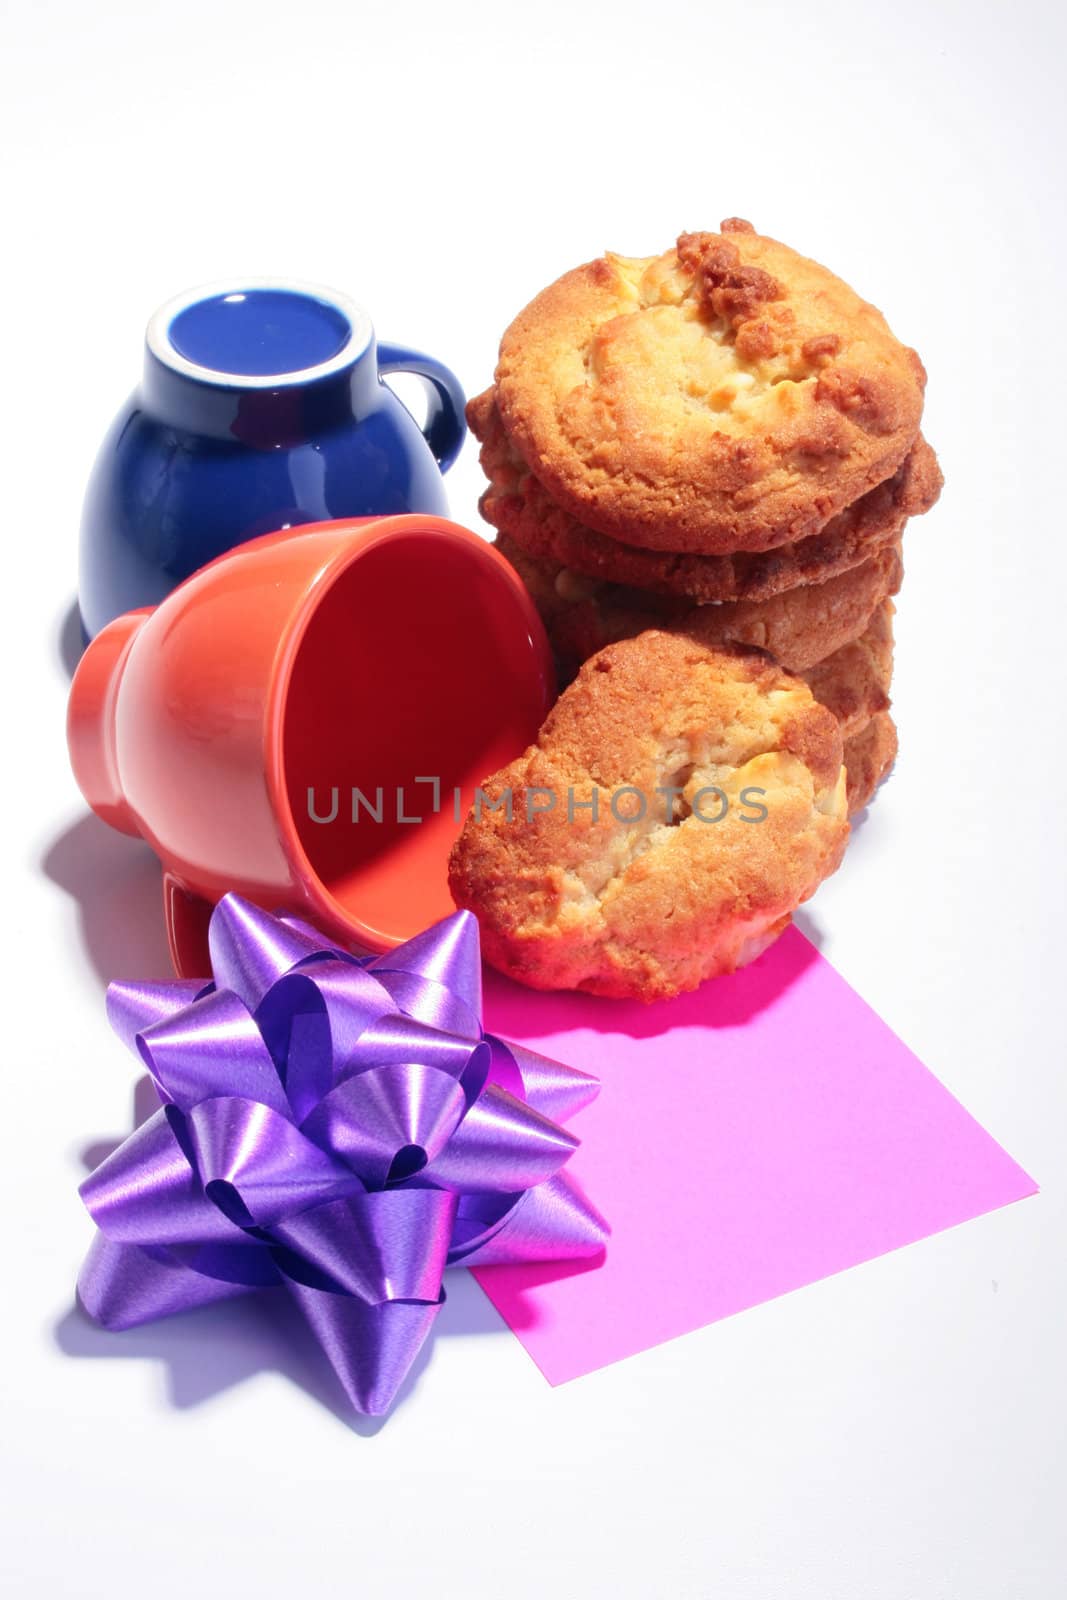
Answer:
[68,515,554,976]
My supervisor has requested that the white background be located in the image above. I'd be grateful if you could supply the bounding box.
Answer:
[2,1,1065,1594]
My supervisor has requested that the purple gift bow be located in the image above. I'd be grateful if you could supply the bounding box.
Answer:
[78,895,608,1416]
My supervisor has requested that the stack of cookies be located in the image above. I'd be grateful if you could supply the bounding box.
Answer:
[468,220,942,815]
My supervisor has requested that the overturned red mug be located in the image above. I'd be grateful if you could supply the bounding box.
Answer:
[68,515,554,976]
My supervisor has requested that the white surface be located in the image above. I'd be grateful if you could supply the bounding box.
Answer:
[2,2,1065,1595]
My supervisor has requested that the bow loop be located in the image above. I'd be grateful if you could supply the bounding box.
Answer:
[80,1109,246,1247]
[420,1085,579,1194]
[301,1063,468,1187]
[370,969,482,1039]
[370,909,482,1019]
[334,1012,486,1086]
[272,1188,458,1305]
[187,1097,362,1227]
[208,894,331,1008]
[486,1035,601,1122]
[106,978,213,1054]
[253,958,395,1122]
[136,988,289,1115]
[448,1170,610,1268]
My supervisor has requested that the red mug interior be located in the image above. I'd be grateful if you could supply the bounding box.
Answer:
[272,527,552,949]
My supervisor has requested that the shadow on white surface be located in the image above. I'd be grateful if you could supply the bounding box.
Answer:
[58,597,85,680]
[44,814,174,986]
[80,1073,162,1170]
[54,1269,505,1436]
[790,908,825,949]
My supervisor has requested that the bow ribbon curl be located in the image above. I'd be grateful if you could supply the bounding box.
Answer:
[78,896,607,1415]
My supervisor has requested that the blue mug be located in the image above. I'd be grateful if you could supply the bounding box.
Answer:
[78,279,467,637]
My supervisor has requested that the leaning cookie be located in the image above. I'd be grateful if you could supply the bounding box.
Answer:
[472,388,941,604]
[494,531,902,680]
[448,633,849,1002]
[494,221,928,553]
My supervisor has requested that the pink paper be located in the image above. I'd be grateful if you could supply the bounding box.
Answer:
[475,927,1037,1385]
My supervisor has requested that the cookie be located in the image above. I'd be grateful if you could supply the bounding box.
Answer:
[448,633,849,1001]
[472,387,941,603]
[493,221,928,554]
[494,531,902,679]
[843,710,898,814]
[800,601,894,739]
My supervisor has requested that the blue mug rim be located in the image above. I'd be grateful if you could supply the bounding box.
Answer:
[146,278,375,391]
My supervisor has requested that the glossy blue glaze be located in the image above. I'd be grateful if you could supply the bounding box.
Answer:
[79,281,467,637]
[169,289,353,376]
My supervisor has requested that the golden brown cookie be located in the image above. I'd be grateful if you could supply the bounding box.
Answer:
[800,602,894,739]
[495,531,902,679]
[471,388,941,603]
[449,633,849,1001]
[493,221,928,554]
[843,710,898,814]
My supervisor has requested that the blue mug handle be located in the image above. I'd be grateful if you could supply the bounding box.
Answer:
[377,342,467,474]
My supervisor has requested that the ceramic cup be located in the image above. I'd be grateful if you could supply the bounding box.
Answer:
[68,515,555,976]
[78,280,467,637]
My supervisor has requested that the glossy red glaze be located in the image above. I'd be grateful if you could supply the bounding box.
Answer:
[68,516,555,975]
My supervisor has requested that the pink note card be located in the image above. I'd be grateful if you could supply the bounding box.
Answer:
[475,928,1037,1385]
